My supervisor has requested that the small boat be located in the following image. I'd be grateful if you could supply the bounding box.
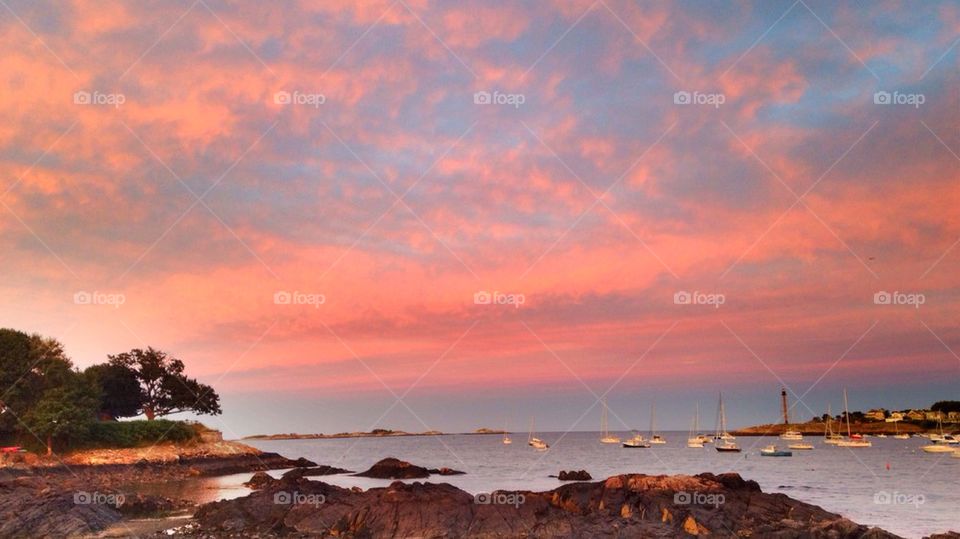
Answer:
[922,444,956,453]
[648,403,667,444]
[780,430,803,441]
[893,421,910,439]
[623,433,651,448]
[714,393,740,452]
[528,417,549,450]
[599,398,621,444]
[823,406,842,445]
[687,403,705,448]
[875,434,887,438]
[837,389,871,447]
[502,419,512,444]
[789,442,814,450]
[761,444,792,457]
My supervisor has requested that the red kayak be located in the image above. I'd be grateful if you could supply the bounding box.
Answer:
[1,446,22,453]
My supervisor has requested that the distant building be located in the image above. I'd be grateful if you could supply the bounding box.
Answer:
[925,410,943,421]
[947,411,960,423]
[865,409,886,421]
[885,412,904,423]
[906,410,926,421]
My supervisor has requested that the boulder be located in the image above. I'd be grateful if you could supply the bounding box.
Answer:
[557,470,592,481]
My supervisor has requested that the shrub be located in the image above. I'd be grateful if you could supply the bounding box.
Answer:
[85,419,197,448]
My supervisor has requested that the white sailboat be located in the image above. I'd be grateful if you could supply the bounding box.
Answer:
[837,389,871,448]
[714,393,741,452]
[687,403,705,448]
[824,404,842,445]
[892,420,909,440]
[527,417,548,450]
[600,398,620,444]
[922,417,956,452]
[649,402,667,444]
[502,419,512,445]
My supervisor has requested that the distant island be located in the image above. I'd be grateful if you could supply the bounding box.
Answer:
[244,427,507,440]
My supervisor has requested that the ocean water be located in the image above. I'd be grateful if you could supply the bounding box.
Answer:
[203,432,957,538]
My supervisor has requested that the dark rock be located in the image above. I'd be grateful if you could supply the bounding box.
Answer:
[301,465,352,476]
[429,467,466,476]
[189,472,905,538]
[353,457,432,479]
[244,471,275,489]
[291,457,317,468]
[557,470,592,481]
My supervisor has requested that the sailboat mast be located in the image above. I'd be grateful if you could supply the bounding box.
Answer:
[844,389,852,437]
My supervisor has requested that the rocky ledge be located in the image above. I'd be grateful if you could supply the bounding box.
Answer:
[185,471,905,538]
[353,457,465,479]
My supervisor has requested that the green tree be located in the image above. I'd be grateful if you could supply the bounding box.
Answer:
[108,348,221,420]
[22,373,99,455]
[0,329,77,439]
[931,401,960,414]
[84,363,144,420]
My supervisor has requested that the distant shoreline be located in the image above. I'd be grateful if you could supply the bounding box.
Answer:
[243,428,506,440]
[730,421,941,436]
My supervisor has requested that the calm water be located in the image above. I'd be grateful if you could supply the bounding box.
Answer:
[172,432,956,538]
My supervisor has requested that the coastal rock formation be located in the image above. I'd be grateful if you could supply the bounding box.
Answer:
[555,470,592,481]
[353,457,463,479]
[244,471,275,489]
[190,472,903,538]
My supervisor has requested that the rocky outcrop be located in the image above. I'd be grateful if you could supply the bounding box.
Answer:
[190,471,903,538]
[555,470,592,481]
[353,457,463,479]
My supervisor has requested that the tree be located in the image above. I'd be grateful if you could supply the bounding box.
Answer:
[84,364,144,420]
[107,348,221,420]
[0,329,76,439]
[931,401,960,414]
[22,373,99,455]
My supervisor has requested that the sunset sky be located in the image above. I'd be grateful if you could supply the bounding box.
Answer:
[1,0,958,436]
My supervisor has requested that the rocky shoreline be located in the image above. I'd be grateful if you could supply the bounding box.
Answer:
[184,467,904,538]
[1,452,957,538]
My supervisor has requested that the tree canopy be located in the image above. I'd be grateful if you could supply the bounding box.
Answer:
[107,347,222,420]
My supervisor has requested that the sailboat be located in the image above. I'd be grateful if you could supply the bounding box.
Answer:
[837,389,871,448]
[599,398,621,444]
[892,420,910,440]
[527,417,548,450]
[623,431,650,448]
[922,417,955,452]
[687,403,705,448]
[502,419,512,445]
[824,405,842,445]
[649,402,667,444]
[714,393,741,452]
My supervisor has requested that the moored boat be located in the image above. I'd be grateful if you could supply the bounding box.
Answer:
[623,433,650,448]
[761,444,792,457]
[789,442,814,450]
[714,393,740,452]
[599,398,620,444]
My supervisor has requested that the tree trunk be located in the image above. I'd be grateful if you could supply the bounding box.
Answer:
[46,434,52,456]
[145,407,155,420]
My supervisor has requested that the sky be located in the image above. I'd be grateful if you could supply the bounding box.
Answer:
[1,0,958,437]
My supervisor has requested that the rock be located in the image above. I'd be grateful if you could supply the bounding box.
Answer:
[244,471,275,489]
[291,457,317,468]
[190,472,905,538]
[353,458,431,479]
[429,467,466,476]
[300,465,353,476]
[557,470,592,481]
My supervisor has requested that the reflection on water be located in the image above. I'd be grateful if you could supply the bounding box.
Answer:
[123,472,255,505]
